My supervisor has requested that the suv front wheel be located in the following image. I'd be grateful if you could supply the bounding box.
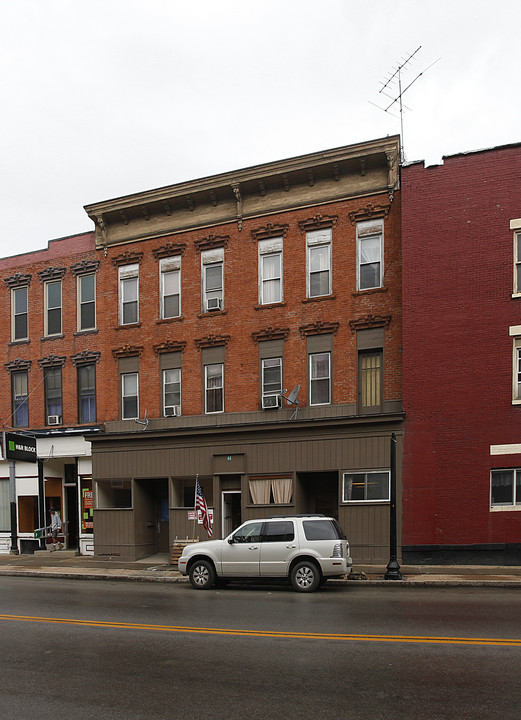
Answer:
[290,560,321,593]
[189,559,216,590]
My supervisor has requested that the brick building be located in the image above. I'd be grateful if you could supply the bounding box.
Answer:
[1,136,403,562]
[401,142,521,564]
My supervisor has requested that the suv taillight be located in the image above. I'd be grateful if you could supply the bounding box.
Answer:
[331,543,343,558]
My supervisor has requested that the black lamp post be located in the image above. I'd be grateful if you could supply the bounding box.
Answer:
[385,432,402,580]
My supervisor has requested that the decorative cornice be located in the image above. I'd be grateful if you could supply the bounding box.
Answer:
[70,350,101,366]
[5,358,32,372]
[37,267,66,283]
[70,259,100,276]
[111,345,144,359]
[194,234,229,253]
[152,241,187,260]
[111,250,144,267]
[348,203,391,224]
[4,273,32,289]
[298,214,338,233]
[251,326,290,344]
[349,314,392,332]
[250,223,289,242]
[194,333,230,351]
[37,354,67,368]
[299,320,340,338]
[153,340,187,356]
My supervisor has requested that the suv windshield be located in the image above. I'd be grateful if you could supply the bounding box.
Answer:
[302,519,346,541]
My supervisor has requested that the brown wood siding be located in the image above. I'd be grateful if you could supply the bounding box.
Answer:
[93,509,135,559]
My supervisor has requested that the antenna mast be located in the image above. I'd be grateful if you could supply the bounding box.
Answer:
[370,46,440,162]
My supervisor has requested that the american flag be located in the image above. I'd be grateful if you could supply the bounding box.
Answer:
[195,476,213,537]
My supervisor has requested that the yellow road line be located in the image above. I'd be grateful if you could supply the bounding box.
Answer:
[1,613,520,646]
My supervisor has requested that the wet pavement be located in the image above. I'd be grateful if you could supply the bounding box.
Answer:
[0,550,521,586]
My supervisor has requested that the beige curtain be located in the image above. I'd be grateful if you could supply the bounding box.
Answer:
[249,479,271,504]
[271,477,293,504]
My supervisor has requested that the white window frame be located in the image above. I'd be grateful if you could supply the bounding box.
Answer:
[160,257,181,319]
[205,363,224,414]
[490,468,521,509]
[262,357,282,405]
[11,286,28,341]
[163,368,181,416]
[201,248,224,312]
[309,351,331,406]
[306,229,332,298]
[509,328,521,404]
[44,280,62,336]
[342,470,390,503]
[77,273,96,331]
[357,219,384,291]
[121,372,139,420]
[511,219,521,296]
[258,238,283,304]
[118,264,139,325]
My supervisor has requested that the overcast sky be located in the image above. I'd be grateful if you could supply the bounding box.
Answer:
[1,0,519,257]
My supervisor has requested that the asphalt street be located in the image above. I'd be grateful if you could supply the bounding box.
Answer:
[1,577,520,720]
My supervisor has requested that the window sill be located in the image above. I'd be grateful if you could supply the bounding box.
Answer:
[197,310,228,318]
[352,286,388,297]
[245,504,294,508]
[511,293,521,299]
[156,316,184,324]
[41,334,64,342]
[8,339,30,346]
[302,294,336,304]
[115,323,142,330]
[254,302,287,310]
[490,505,521,512]
[74,329,99,336]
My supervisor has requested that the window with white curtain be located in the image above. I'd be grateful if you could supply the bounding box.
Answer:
[357,219,384,290]
[249,476,293,504]
[259,237,282,304]
[306,228,332,298]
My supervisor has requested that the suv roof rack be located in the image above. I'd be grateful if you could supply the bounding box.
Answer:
[267,514,327,519]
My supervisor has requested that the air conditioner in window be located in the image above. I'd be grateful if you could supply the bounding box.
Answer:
[47,415,62,426]
[262,394,282,410]
[164,405,180,417]
[206,297,222,311]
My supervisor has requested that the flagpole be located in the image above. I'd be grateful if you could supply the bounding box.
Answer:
[193,474,198,538]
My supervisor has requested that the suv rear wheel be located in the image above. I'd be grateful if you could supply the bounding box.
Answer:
[189,559,216,589]
[290,560,321,592]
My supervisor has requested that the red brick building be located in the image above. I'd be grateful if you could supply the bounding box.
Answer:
[401,143,521,564]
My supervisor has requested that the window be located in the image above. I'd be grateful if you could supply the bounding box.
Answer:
[309,352,331,405]
[44,367,62,424]
[343,471,390,502]
[78,364,96,423]
[119,264,139,325]
[357,219,383,290]
[96,479,132,509]
[12,370,29,427]
[511,334,521,403]
[231,521,263,543]
[78,274,96,331]
[12,286,28,341]
[358,350,383,412]
[203,262,223,311]
[307,229,332,298]
[515,232,521,294]
[259,238,282,304]
[45,280,62,336]
[160,257,181,319]
[205,363,223,413]
[263,521,294,542]
[121,372,139,419]
[262,357,282,408]
[163,368,181,416]
[491,469,521,507]
[249,477,293,504]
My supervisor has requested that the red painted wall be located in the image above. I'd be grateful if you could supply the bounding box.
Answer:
[401,144,521,549]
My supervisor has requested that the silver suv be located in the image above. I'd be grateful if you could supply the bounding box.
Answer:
[178,514,352,592]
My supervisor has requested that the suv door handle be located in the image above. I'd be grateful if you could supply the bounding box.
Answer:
[286,544,296,549]
[249,545,258,550]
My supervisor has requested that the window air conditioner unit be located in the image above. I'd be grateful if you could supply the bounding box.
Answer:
[206,297,221,311]
[262,394,281,410]
[47,415,62,425]
[164,405,180,417]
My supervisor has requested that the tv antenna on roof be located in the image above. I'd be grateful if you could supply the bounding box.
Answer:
[369,46,441,162]
[281,384,300,420]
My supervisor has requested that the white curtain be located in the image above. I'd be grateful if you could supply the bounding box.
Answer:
[249,479,271,504]
[271,477,293,504]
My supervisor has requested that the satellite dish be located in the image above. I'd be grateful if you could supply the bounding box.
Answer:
[281,385,300,420]
[134,409,149,429]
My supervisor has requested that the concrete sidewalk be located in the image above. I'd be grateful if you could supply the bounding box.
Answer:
[0,551,521,586]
